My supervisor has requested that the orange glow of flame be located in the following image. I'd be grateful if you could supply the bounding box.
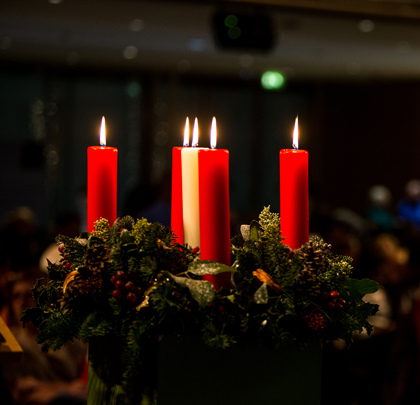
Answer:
[192,117,199,147]
[292,116,298,150]
[100,116,106,146]
[183,117,190,147]
[210,117,217,149]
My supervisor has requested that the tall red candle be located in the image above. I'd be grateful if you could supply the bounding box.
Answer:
[87,117,118,232]
[279,117,309,249]
[199,118,231,290]
[171,147,184,244]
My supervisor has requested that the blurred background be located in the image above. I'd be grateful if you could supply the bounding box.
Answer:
[3,0,420,404]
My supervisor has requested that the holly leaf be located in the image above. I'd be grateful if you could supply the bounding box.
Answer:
[187,260,236,276]
[250,220,261,242]
[345,278,380,302]
[254,283,268,304]
[31,279,45,307]
[21,307,44,328]
[47,259,66,282]
[170,275,215,307]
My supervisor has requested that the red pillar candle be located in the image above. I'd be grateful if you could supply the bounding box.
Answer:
[171,147,184,244]
[279,117,309,249]
[171,118,190,244]
[199,117,231,290]
[87,117,118,232]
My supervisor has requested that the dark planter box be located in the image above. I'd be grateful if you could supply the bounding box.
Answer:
[157,335,322,405]
[88,336,322,404]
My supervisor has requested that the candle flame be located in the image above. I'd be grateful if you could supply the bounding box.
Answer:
[210,117,217,149]
[183,117,190,147]
[100,116,106,146]
[192,117,199,147]
[292,116,298,150]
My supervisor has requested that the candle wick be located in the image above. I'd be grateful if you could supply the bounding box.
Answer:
[292,144,298,150]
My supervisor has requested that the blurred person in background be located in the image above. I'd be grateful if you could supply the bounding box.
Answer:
[398,179,420,231]
[0,207,43,324]
[367,185,395,232]
[0,269,87,405]
[38,211,81,274]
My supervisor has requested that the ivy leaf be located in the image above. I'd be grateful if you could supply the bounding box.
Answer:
[345,278,379,301]
[254,283,268,304]
[170,275,215,307]
[187,260,236,276]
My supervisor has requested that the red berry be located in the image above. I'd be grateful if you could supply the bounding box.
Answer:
[115,280,125,290]
[330,291,340,298]
[327,301,335,310]
[335,303,343,310]
[58,244,65,253]
[125,281,135,291]
[191,246,200,255]
[337,298,346,306]
[112,289,122,299]
[65,262,72,270]
[126,292,137,303]
[135,287,142,296]
[117,271,127,281]
[110,275,117,284]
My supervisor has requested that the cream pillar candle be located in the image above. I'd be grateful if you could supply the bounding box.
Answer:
[181,118,208,248]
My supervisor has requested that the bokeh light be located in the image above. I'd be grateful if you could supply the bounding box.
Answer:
[261,71,285,90]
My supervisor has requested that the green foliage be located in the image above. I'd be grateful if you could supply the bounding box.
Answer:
[91,218,111,241]
[23,210,380,404]
[259,206,282,242]
[78,311,114,341]
[130,218,152,245]
[37,311,82,352]
[345,278,380,302]
[55,235,86,267]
